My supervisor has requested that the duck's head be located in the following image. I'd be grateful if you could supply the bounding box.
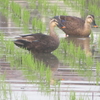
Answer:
[86,15,94,23]
[50,18,66,28]
[86,15,98,28]
[90,15,98,28]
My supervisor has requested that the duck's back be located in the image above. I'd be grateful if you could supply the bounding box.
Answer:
[14,33,59,53]
[60,16,85,35]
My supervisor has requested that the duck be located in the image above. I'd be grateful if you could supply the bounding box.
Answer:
[14,19,65,53]
[53,15,98,37]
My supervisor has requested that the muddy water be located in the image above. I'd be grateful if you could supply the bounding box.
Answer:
[0,1,100,100]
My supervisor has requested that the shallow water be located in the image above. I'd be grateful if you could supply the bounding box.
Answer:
[0,0,100,100]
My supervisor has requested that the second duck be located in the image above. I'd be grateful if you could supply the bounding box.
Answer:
[53,15,98,37]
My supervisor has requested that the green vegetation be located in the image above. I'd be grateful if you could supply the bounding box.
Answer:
[53,38,100,83]
[27,0,67,16]
[62,0,100,25]
[0,0,100,100]
[0,75,11,100]
[32,18,46,32]
[0,33,58,92]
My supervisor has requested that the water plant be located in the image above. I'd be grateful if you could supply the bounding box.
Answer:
[0,32,54,89]
[95,62,100,84]
[69,91,91,100]
[69,92,76,100]
[53,38,94,81]
[62,0,100,25]
[27,0,67,17]
[32,18,46,32]
[0,0,100,100]
[2,37,57,92]
[0,74,11,100]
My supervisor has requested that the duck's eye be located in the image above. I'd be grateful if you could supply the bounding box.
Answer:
[88,17,93,20]
[54,22,58,25]
[53,19,58,22]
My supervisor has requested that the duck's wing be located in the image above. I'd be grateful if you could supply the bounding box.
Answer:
[14,33,44,48]
[16,33,43,43]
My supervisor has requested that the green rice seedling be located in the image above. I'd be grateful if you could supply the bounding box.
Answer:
[39,0,48,11]
[69,92,76,100]
[96,62,100,75]
[27,0,37,9]
[0,75,12,100]
[95,62,100,84]
[27,0,68,17]
[69,91,91,100]
[10,1,22,26]
[54,38,95,81]
[39,20,46,32]
[4,40,15,54]
[97,35,100,51]
[96,76,100,85]
[21,52,34,68]
[7,50,25,68]
[0,0,61,96]
[61,39,68,54]
[85,56,93,67]
[21,9,30,32]
[0,0,9,16]
[51,5,58,16]
[22,9,30,25]
[0,32,5,43]
[32,18,37,27]
[32,18,46,32]
[62,0,100,25]
[16,50,55,89]
[53,39,69,63]
[0,0,30,32]
[1,0,9,9]
[38,62,46,74]
[25,0,68,34]
[0,33,7,57]
[20,54,53,91]
[12,2,20,14]
[45,67,52,83]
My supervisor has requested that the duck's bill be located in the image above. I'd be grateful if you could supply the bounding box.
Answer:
[92,20,98,28]
[61,26,66,28]
[57,23,66,28]
[93,25,98,28]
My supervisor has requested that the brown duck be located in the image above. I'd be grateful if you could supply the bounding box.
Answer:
[53,15,98,37]
[14,19,65,53]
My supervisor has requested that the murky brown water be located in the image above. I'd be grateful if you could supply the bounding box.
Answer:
[0,0,100,100]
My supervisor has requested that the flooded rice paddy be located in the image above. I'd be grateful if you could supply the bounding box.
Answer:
[0,0,100,100]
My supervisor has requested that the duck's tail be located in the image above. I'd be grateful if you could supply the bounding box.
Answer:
[14,39,31,48]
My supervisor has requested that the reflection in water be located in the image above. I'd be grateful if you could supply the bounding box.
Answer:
[0,56,25,80]
[33,53,59,73]
[32,53,60,85]
[0,12,22,37]
[65,37,93,56]
[0,1,100,99]
[0,12,8,27]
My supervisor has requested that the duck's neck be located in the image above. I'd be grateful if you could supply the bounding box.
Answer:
[84,21,91,30]
[84,20,91,28]
[83,21,91,35]
[49,25,58,37]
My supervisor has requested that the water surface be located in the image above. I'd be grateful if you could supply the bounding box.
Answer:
[0,0,100,100]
